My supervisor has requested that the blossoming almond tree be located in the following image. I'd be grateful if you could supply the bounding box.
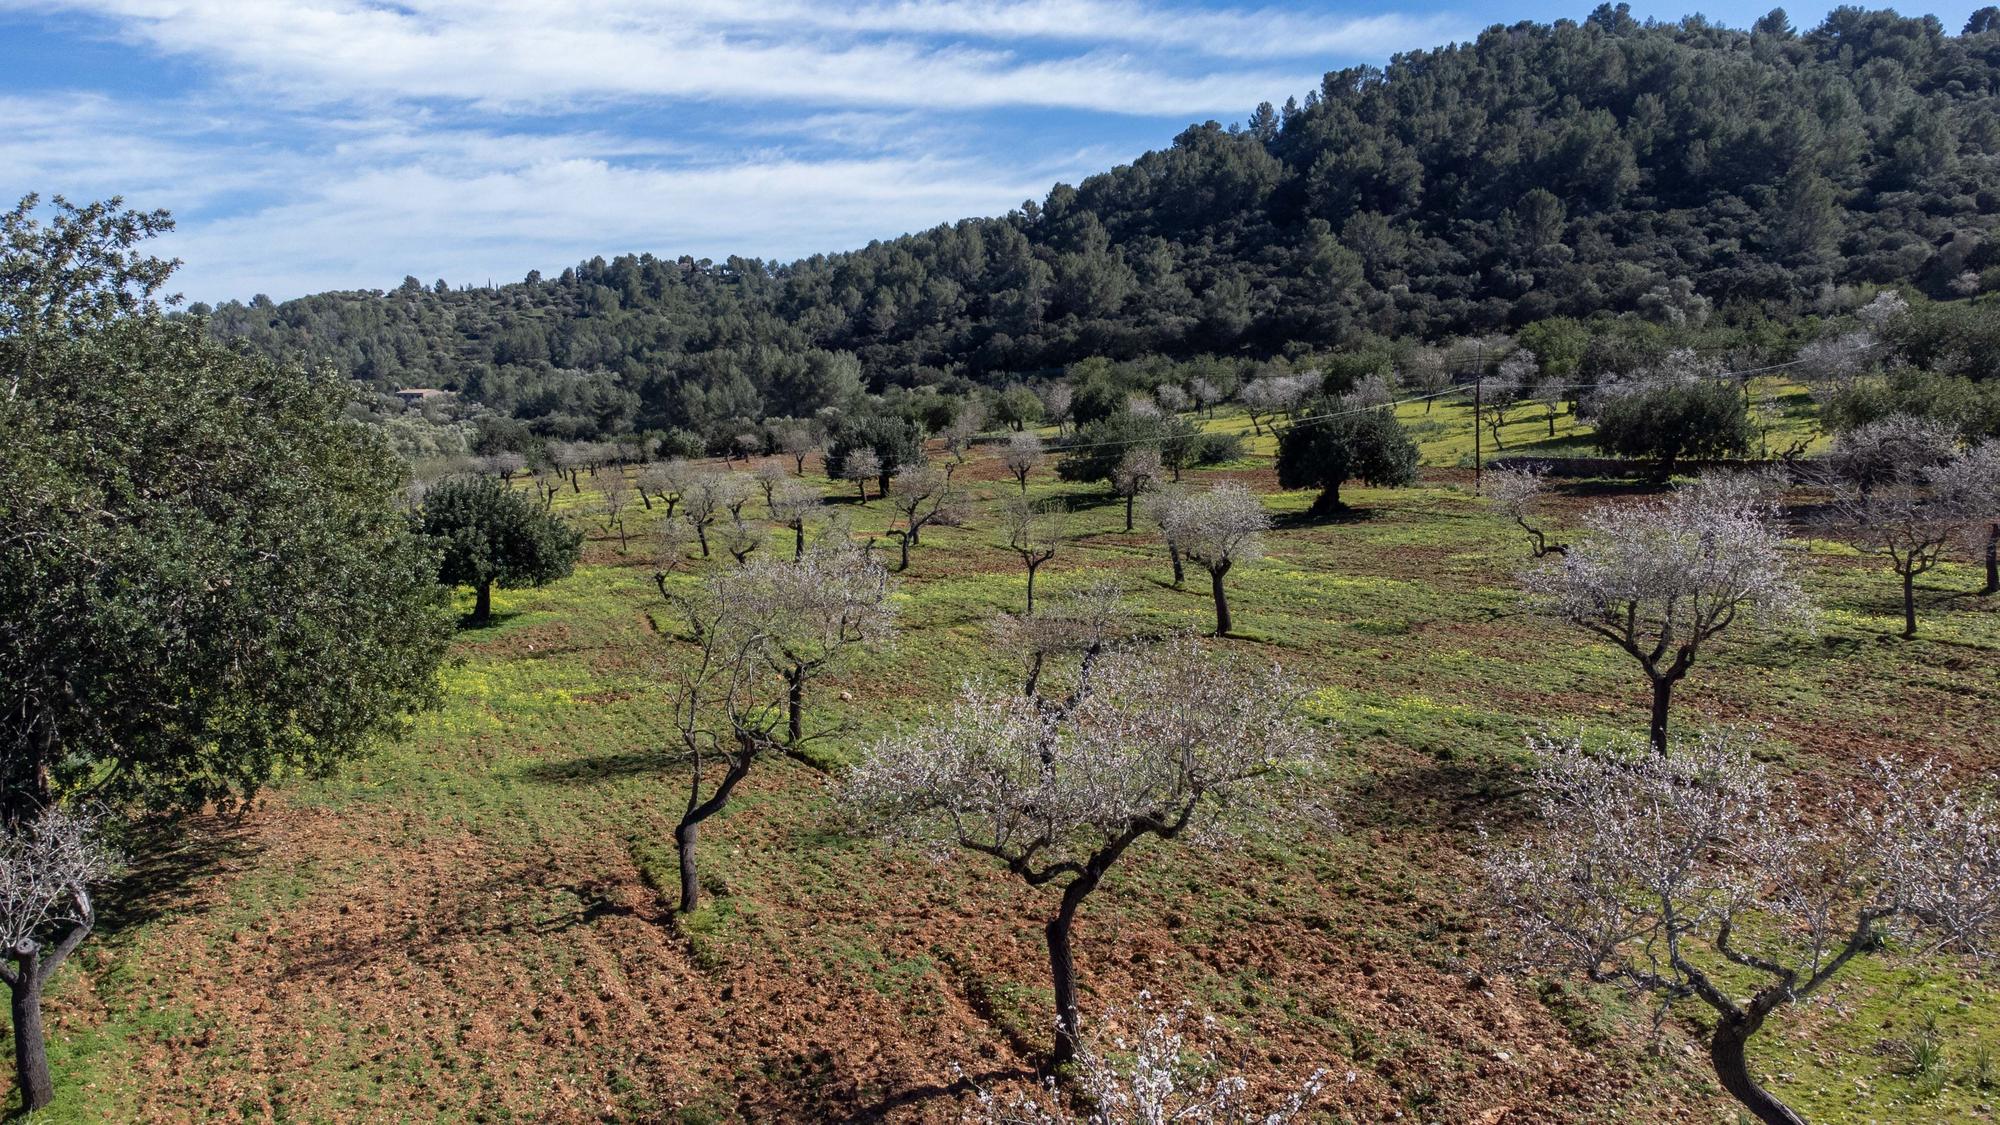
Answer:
[1176,483,1271,637]
[662,546,892,910]
[1524,475,1812,753]
[1486,733,2000,1125]
[846,629,1333,1068]
[1,808,117,1111]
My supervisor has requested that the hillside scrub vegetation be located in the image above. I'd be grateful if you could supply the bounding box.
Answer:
[195,9,2000,451]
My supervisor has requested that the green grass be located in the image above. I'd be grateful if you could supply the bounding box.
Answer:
[16,429,1999,1122]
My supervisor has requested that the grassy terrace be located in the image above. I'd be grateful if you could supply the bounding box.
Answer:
[19,406,1998,1123]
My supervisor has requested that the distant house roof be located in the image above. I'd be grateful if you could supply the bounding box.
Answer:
[393,388,451,403]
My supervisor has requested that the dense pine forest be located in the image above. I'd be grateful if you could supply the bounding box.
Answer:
[202,5,2000,445]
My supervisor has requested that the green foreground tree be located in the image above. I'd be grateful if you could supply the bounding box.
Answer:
[1,194,456,824]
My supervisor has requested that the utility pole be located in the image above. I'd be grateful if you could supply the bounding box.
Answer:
[1473,373,1484,493]
[1472,340,1484,493]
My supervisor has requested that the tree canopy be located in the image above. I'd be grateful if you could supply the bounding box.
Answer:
[417,474,583,623]
[1,198,455,822]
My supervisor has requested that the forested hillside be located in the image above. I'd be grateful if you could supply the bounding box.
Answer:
[203,5,2000,441]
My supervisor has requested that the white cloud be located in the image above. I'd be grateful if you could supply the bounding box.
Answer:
[674,1,1469,62]
[152,136,1105,300]
[7,0,1456,114]
[3,1,1469,299]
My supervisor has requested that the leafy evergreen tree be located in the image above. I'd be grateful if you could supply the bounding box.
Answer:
[1591,381,1753,480]
[1274,403,1419,514]
[419,475,582,624]
[823,413,926,494]
[2,195,456,822]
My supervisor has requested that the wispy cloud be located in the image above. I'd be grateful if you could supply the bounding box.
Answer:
[3,0,1468,299]
[3,90,1108,297]
[11,0,1451,114]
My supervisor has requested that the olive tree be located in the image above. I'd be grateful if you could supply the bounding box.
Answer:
[1003,431,1044,493]
[1524,478,1812,753]
[1004,497,1071,613]
[1589,376,1750,481]
[886,462,966,571]
[1273,401,1419,515]
[1109,449,1162,532]
[1176,483,1270,636]
[1487,467,1566,557]
[0,808,118,1111]
[421,474,584,624]
[3,196,455,822]
[847,632,1330,1066]
[1487,732,2000,1125]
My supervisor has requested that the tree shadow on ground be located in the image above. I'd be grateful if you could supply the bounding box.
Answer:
[1544,477,1669,500]
[274,865,659,985]
[1346,753,1540,836]
[96,812,264,940]
[515,748,680,786]
[455,610,524,631]
[838,1066,1036,1123]
[1272,504,1379,531]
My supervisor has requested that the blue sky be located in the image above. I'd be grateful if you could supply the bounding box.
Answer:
[2,1,1984,302]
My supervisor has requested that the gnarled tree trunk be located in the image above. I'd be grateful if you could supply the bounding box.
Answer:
[8,944,51,1111]
[1902,567,1918,639]
[1044,875,1098,1069]
[1709,1015,1805,1125]
[1208,563,1232,636]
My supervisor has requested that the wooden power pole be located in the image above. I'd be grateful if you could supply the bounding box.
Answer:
[1473,373,1484,493]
